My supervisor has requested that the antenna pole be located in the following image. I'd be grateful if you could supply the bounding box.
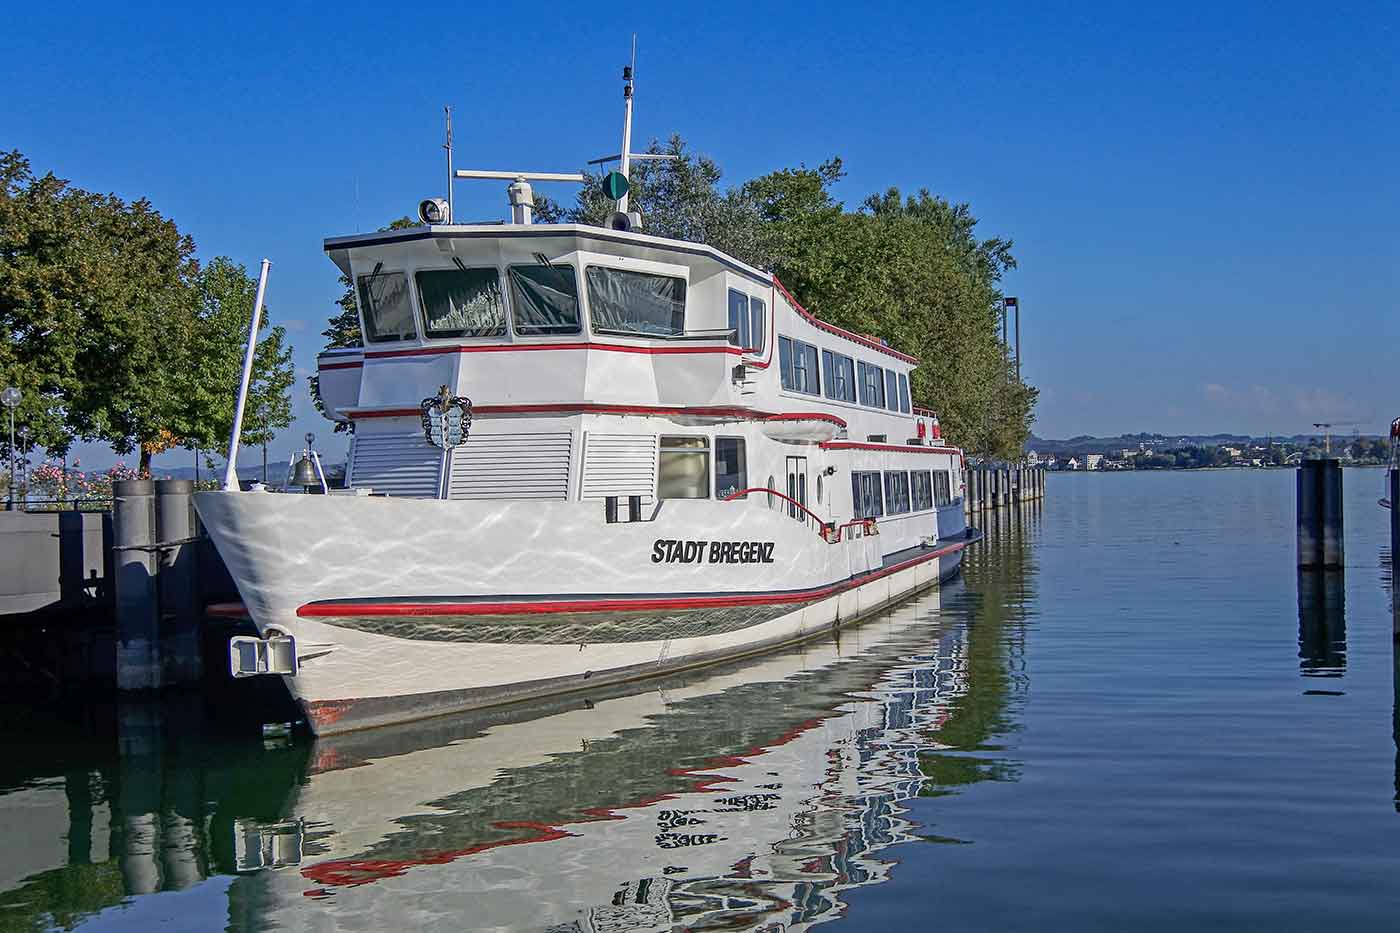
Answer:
[618,36,636,214]
[444,106,454,223]
[223,259,271,491]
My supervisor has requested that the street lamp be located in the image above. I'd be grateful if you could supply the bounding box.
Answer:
[1,386,20,512]
[17,426,29,508]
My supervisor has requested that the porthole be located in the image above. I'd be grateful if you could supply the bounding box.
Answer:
[816,475,824,504]
[767,475,776,509]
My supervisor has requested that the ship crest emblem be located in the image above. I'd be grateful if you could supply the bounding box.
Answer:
[420,384,473,449]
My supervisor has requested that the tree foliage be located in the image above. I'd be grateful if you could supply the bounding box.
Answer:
[0,150,295,473]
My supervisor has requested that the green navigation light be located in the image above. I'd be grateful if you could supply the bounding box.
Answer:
[602,171,630,201]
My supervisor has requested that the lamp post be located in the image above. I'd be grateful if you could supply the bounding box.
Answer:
[1,386,20,511]
[18,426,29,508]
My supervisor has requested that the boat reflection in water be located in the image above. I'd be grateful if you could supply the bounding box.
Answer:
[245,585,975,931]
[0,504,1041,932]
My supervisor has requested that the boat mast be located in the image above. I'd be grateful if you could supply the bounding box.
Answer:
[618,36,636,215]
[443,106,454,224]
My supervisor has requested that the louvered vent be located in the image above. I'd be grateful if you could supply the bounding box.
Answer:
[581,433,658,501]
[349,431,444,498]
[447,432,573,500]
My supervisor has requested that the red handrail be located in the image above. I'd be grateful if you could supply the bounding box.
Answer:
[722,487,877,542]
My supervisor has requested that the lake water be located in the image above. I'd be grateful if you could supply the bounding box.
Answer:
[2,469,1397,931]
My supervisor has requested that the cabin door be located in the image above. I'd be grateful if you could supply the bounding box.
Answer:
[785,456,809,525]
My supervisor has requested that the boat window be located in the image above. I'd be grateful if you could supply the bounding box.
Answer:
[897,373,912,413]
[658,436,710,499]
[767,475,777,509]
[587,266,686,337]
[911,470,934,511]
[727,289,750,349]
[851,471,884,518]
[885,370,900,412]
[779,336,819,395]
[357,271,416,343]
[415,267,506,338]
[934,470,952,506]
[822,350,856,403]
[816,474,823,504]
[858,361,885,408]
[715,437,748,499]
[884,471,911,514]
[749,297,766,354]
[509,264,581,335]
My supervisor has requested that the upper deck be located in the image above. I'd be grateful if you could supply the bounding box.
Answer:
[317,223,931,445]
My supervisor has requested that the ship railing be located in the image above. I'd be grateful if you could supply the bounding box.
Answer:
[721,488,877,543]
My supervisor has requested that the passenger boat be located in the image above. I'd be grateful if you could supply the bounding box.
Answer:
[195,69,981,735]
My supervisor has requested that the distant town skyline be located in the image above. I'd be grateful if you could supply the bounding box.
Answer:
[3,0,1396,470]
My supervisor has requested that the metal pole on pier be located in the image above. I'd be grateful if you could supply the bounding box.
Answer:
[222,259,271,491]
[156,480,199,683]
[1390,468,1398,632]
[114,479,160,690]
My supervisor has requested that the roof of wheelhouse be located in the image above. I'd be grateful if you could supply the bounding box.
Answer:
[323,222,771,287]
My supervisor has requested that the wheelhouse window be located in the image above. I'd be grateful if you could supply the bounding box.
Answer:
[587,266,686,337]
[658,436,710,499]
[897,373,912,413]
[749,297,766,354]
[715,437,748,499]
[357,271,416,343]
[911,470,934,511]
[728,289,751,349]
[415,266,506,338]
[858,361,885,408]
[884,471,911,514]
[934,470,953,506]
[509,264,581,336]
[822,350,856,403]
[779,336,820,395]
[885,370,900,412]
[851,471,884,519]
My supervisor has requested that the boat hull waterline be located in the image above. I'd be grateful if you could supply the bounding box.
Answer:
[196,491,977,734]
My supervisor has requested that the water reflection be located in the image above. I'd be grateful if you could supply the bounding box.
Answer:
[0,507,1040,932]
[1297,570,1347,679]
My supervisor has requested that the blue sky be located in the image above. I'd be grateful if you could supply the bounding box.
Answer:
[2,0,1396,468]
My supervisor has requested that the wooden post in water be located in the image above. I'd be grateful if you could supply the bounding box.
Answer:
[1297,459,1344,570]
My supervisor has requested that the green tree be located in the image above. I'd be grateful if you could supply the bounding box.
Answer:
[0,149,200,472]
[174,257,294,462]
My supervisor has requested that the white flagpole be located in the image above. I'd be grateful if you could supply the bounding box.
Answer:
[222,258,271,491]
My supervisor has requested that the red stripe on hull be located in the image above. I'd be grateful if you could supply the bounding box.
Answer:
[296,540,969,619]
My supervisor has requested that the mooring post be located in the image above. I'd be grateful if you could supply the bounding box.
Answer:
[155,480,200,684]
[1390,468,1398,633]
[114,479,161,690]
[1297,459,1344,570]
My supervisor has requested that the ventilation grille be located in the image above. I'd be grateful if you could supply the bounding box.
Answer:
[349,432,443,498]
[447,432,573,500]
[581,433,657,501]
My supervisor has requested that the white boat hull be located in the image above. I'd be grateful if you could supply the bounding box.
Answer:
[196,491,976,735]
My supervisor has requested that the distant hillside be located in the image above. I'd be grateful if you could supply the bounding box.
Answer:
[1027,432,1371,454]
